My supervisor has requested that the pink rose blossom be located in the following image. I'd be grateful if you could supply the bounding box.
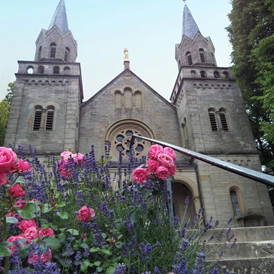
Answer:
[28,248,52,264]
[18,219,37,232]
[24,227,39,243]
[148,145,164,160]
[0,147,17,174]
[163,147,176,160]
[147,159,159,173]
[157,153,175,168]
[8,184,26,198]
[38,227,55,237]
[156,166,170,180]
[77,206,95,222]
[14,199,26,209]
[16,160,31,172]
[168,164,176,177]
[132,167,148,184]
[60,151,73,161]
[73,153,84,163]
[0,173,8,186]
[7,235,25,254]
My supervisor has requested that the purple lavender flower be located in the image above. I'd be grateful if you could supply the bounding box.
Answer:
[114,263,127,274]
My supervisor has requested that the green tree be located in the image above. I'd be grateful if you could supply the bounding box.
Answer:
[0,100,10,146]
[5,81,15,105]
[0,81,15,145]
[227,0,274,174]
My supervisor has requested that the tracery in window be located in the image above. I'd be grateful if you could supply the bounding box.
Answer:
[106,120,154,159]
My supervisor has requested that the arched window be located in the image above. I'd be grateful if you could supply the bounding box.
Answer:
[64,66,70,75]
[219,108,229,131]
[208,108,218,131]
[200,71,207,78]
[223,71,229,79]
[114,90,122,108]
[50,43,57,58]
[186,51,193,66]
[135,91,142,109]
[38,66,44,74]
[105,120,154,159]
[230,190,240,216]
[38,46,42,60]
[33,106,42,131]
[199,48,206,63]
[190,70,196,78]
[46,106,54,130]
[64,47,70,62]
[53,66,60,74]
[214,71,220,78]
[124,87,132,108]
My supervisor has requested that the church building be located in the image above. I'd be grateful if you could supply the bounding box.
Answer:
[5,0,274,227]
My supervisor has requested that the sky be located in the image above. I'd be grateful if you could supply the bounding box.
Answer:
[0,0,232,102]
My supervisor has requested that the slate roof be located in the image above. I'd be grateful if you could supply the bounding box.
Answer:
[182,5,200,40]
[48,0,69,34]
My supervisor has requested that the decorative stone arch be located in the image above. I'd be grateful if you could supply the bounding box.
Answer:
[133,90,143,109]
[124,87,133,108]
[171,176,201,222]
[105,119,155,160]
[113,90,122,109]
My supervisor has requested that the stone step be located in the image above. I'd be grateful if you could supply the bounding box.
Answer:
[208,226,274,243]
[208,257,274,274]
[206,240,274,260]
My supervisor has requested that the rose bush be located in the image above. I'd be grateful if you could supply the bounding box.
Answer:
[0,145,233,274]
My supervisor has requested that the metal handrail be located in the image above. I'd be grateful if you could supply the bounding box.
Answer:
[130,134,274,187]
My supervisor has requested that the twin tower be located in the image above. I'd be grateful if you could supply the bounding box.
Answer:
[5,0,274,226]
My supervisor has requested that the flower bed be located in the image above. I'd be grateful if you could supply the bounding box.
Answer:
[0,145,235,273]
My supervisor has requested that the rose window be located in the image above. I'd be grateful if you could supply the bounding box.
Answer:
[114,129,146,157]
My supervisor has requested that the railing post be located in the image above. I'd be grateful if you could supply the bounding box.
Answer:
[166,177,174,225]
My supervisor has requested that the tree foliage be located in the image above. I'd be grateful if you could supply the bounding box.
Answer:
[0,81,15,145]
[0,100,10,146]
[227,0,274,174]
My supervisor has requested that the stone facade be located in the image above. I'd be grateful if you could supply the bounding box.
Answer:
[5,1,274,228]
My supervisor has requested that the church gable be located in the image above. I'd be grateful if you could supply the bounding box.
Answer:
[79,69,181,159]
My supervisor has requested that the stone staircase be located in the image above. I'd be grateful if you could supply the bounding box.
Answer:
[206,226,274,274]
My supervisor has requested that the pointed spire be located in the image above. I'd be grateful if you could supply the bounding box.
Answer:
[48,0,69,35]
[182,5,200,40]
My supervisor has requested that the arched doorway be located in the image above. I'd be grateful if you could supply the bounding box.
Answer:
[172,182,195,223]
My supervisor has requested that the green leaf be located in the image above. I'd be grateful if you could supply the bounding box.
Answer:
[56,211,68,220]
[90,247,100,253]
[15,176,25,184]
[42,203,50,213]
[57,233,66,242]
[101,249,112,255]
[96,267,103,272]
[94,261,101,266]
[67,229,79,236]
[106,265,115,274]
[43,237,61,250]
[59,258,71,267]
[102,233,107,239]
[81,260,91,272]
[0,242,11,257]
[57,201,66,207]
[19,244,30,258]
[6,217,18,224]
[80,243,89,249]
[18,203,40,220]
[50,224,58,231]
